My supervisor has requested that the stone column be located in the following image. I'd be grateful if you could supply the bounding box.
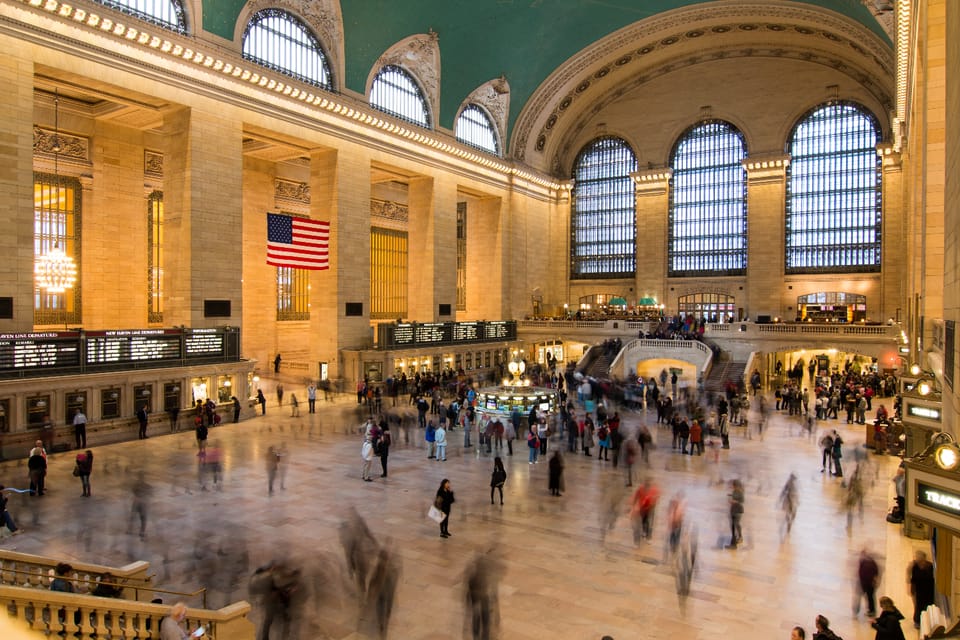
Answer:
[464,195,504,319]
[632,168,671,309]
[743,154,790,320]
[162,107,243,328]
[0,48,35,331]
[407,175,458,321]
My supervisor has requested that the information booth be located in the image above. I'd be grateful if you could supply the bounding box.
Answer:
[903,434,960,627]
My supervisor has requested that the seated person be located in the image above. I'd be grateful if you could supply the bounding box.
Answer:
[92,572,123,598]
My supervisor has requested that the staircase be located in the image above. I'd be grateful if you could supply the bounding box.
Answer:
[703,352,747,396]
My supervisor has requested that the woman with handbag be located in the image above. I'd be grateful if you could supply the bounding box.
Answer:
[435,479,455,538]
[74,450,93,497]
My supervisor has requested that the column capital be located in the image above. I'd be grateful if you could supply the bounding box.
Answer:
[631,168,672,195]
[743,153,790,183]
[876,143,902,170]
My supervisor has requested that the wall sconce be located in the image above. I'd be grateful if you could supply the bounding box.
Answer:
[36,400,47,408]
[935,444,960,471]
[110,392,118,399]
[140,388,152,396]
[223,380,232,387]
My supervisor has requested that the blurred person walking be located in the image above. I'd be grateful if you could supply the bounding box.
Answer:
[854,548,881,618]
[0,486,21,535]
[907,551,935,629]
[726,479,745,549]
[74,450,93,497]
[548,451,564,497]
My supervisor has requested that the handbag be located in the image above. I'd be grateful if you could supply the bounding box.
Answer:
[72,464,81,477]
[427,505,447,524]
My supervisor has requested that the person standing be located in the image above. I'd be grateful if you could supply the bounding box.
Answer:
[425,420,436,459]
[832,431,844,478]
[435,422,448,462]
[28,442,47,496]
[195,420,208,456]
[378,423,392,477]
[75,449,93,497]
[273,353,281,374]
[726,479,745,549]
[72,408,87,449]
[581,415,594,457]
[40,413,55,452]
[527,425,539,465]
[168,406,180,432]
[361,438,375,482]
[872,596,907,640]
[907,550,935,629]
[289,393,300,417]
[689,419,703,456]
[276,383,284,408]
[548,451,564,497]
[490,457,506,505]
[812,614,842,640]
[136,404,149,440]
[257,389,267,415]
[231,396,242,423]
[307,383,317,413]
[435,479,455,538]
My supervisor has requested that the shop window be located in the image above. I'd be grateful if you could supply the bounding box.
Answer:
[134,384,153,412]
[163,382,181,412]
[218,377,234,403]
[65,391,86,425]
[27,395,50,428]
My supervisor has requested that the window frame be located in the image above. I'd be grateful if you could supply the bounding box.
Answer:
[455,104,500,156]
[242,8,334,90]
[785,101,882,274]
[668,120,748,278]
[93,0,187,33]
[147,190,163,324]
[276,266,310,321]
[370,226,409,320]
[569,136,638,280]
[369,65,431,128]
[34,172,82,326]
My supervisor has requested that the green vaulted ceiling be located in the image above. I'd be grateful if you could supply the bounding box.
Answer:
[201,1,890,133]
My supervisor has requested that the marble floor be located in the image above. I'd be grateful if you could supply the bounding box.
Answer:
[0,390,925,640]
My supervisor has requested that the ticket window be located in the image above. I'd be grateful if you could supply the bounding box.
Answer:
[465,353,473,370]
[0,398,9,433]
[134,385,153,413]
[455,354,462,371]
[218,377,234,403]
[101,389,121,420]
[191,378,210,406]
[27,396,51,428]
[485,352,491,368]
[163,383,181,412]
[65,392,87,425]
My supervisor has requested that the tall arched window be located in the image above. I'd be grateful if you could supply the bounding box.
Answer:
[243,9,333,90]
[570,137,637,279]
[370,65,431,128]
[455,104,500,156]
[669,120,747,277]
[786,102,881,273]
[93,0,187,33]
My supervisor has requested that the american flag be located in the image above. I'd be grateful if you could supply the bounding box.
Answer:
[266,213,330,270]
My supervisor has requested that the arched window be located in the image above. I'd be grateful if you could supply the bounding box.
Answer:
[570,137,637,279]
[669,120,747,277]
[786,102,881,273]
[93,0,187,33]
[243,9,333,90]
[370,65,430,128]
[455,104,499,155]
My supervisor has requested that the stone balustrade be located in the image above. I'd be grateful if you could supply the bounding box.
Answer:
[0,551,151,601]
[0,584,254,639]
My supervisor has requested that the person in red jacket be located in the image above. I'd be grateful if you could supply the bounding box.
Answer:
[689,420,703,456]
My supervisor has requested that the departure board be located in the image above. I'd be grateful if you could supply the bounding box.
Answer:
[483,321,514,340]
[85,329,181,365]
[184,329,224,358]
[452,322,479,342]
[0,332,81,370]
[415,323,451,343]
[393,324,415,345]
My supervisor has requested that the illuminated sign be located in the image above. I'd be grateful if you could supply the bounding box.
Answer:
[908,406,941,421]
[917,482,960,517]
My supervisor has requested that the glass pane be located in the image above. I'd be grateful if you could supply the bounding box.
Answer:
[669,121,747,277]
[455,104,499,155]
[243,9,333,90]
[370,65,430,128]
[93,0,187,33]
[785,102,881,273]
[570,137,637,278]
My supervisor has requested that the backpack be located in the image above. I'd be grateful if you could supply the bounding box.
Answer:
[597,427,609,440]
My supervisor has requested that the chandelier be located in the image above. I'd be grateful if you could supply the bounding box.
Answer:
[35,89,77,296]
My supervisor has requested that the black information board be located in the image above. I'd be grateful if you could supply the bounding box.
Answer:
[86,330,181,364]
[185,329,225,358]
[379,321,516,348]
[0,332,81,370]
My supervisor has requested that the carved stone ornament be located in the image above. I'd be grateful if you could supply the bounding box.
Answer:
[513,2,894,164]
[275,178,311,205]
[144,150,163,177]
[463,76,510,144]
[33,127,88,161]
[240,0,343,83]
[371,199,409,225]
[374,31,441,118]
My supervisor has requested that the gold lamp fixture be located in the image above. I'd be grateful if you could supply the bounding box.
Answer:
[35,89,77,296]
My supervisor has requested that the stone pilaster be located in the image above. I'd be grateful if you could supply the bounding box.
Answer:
[744,153,790,319]
[0,46,35,331]
[632,168,671,309]
[877,144,904,323]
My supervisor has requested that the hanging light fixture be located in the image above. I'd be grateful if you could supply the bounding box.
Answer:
[35,89,77,296]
